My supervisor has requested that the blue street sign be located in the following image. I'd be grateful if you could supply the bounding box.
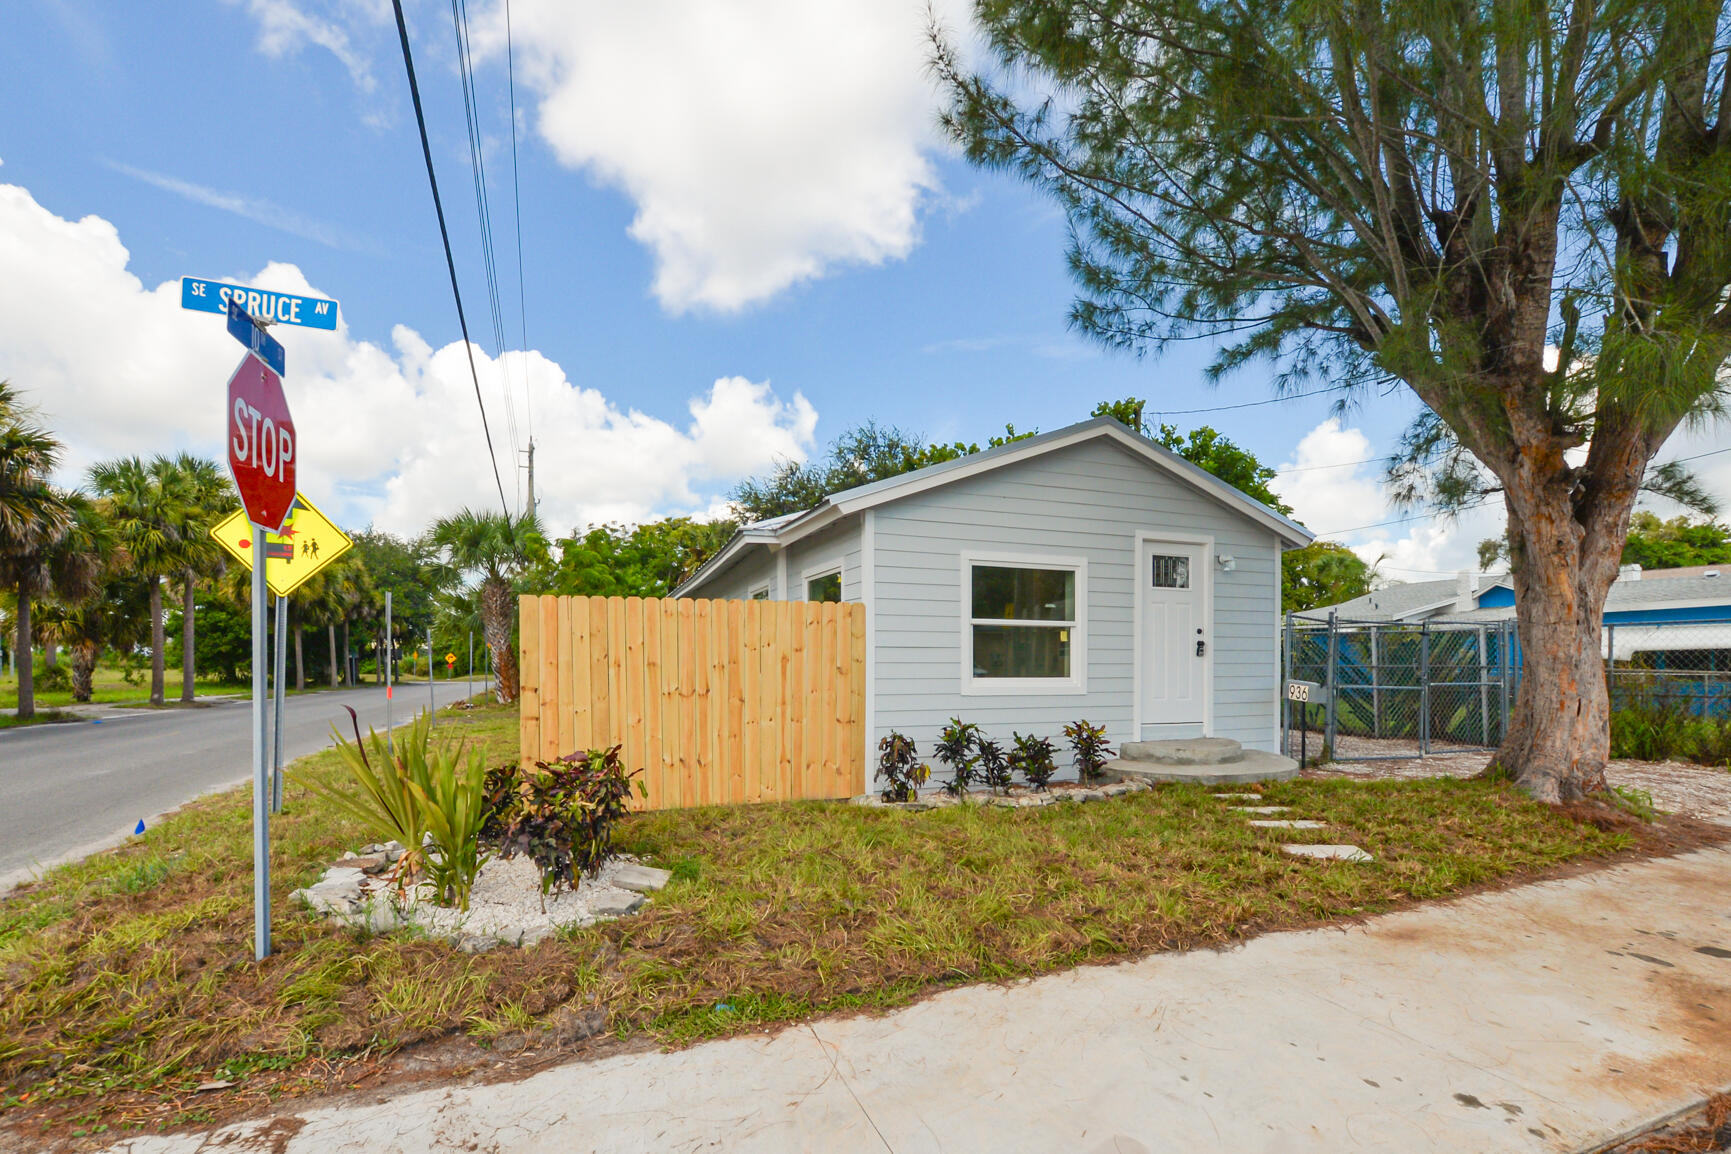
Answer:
[228,300,287,377]
[181,277,339,330]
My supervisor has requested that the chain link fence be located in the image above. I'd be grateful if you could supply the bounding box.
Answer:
[1284,615,1515,761]
[1285,613,1731,762]
[1605,619,1731,720]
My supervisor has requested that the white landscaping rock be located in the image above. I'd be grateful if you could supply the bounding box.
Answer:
[1282,844,1374,862]
[294,853,657,947]
[1230,806,1291,814]
[1248,820,1328,829]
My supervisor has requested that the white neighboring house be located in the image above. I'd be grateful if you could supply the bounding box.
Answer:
[674,417,1313,767]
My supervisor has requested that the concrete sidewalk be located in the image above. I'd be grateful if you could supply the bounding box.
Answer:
[100,846,1731,1154]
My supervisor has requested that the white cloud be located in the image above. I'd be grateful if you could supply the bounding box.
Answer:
[1271,419,1506,581]
[0,182,815,536]
[224,0,383,92]
[231,0,972,312]
[468,0,968,313]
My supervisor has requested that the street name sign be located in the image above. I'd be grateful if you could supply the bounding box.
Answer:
[182,277,339,330]
[211,492,354,598]
[227,354,297,533]
[227,300,286,377]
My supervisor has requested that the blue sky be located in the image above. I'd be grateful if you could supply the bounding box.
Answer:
[5,1,1719,579]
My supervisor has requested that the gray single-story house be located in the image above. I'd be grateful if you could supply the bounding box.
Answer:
[674,417,1313,764]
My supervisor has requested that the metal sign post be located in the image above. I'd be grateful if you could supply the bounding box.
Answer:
[271,594,288,813]
[427,627,435,726]
[468,631,474,703]
[249,530,270,960]
[385,591,393,755]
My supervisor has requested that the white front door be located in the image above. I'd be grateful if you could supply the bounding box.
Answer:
[1140,540,1207,726]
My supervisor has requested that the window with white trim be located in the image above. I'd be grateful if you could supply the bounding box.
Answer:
[964,558,1085,691]
[749,583,770,600]
[806,570,842,602]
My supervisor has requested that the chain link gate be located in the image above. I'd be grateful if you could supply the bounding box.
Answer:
[1284,613,1516,762]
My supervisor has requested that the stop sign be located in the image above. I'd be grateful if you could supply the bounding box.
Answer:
[226,352,296,532]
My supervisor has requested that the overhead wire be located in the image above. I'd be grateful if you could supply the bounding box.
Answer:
[505,0,533,452]
[389,0,511,519]
[450,0,521,509]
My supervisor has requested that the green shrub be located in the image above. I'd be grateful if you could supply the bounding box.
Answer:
[1009,732,1058,790]
[303,708,433,890]
[409,740,491,910]
[976,735,1014,794]
[934,719,981,796]
[875,732,930,802]
[1063,720,1114,784]
[35,661,70,693]
[484,747,647,897]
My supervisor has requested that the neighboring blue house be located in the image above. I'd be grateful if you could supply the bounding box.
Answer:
[1299,564,1731,715]
[675,417,1314,762]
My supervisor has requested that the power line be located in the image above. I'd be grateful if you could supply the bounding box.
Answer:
[505,0,533,450]
[390,0,511,518]
[1148,385,1347,417]
[451,0,521,503]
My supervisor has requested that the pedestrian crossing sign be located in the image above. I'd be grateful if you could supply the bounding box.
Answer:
[211,491,353,598]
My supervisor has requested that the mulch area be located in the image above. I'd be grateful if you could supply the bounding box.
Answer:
[1608,1093,1731,1153]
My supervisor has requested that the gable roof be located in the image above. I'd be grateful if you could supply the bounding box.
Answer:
[676,417,1314,597]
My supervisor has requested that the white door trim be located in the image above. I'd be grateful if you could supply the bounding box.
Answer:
[1131,530,1214,738]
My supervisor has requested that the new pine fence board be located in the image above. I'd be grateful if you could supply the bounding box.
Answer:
[518,595,866,810]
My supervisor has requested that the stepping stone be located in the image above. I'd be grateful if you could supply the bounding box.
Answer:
[613,864,672,893]
[590,891,646,917]
[1249,819,1327,829]
[1282,844,1373,862]
[1231,806,1291,814]
[1213,793,1263,801]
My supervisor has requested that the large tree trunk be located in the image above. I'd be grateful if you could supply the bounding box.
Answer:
[148,575,165,707]
[1488,431,1646,802]
[327,623,339,690]
[14,589,33,721]
[71,640,100,703]
[43,641,56,670]
[180,576,197,703]
[481,577,519,702]
[293,606,305,691]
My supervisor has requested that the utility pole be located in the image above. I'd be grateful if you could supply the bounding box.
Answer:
[524,438,536,520]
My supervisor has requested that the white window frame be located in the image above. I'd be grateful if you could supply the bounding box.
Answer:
[748,581,771,600]
[959,551,1088,696]
[800,559,845,602]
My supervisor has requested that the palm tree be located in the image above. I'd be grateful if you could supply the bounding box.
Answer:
[89,456,194,706]
[3,494,112,716]
[45,565,143,704]
[163,454,235,703]
[430,509,544,703]
[0,383,75,720]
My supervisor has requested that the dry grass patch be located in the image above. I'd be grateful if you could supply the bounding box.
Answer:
[0,708,1712,1140]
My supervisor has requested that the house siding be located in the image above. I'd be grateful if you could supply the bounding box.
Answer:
[870,437,1282,763]
[689,520,864,604]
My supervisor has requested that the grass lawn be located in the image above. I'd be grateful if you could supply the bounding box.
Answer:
[0,704,1711,1138]
[1,659,421,714]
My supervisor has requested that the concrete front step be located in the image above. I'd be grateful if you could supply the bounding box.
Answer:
[1118,737,1245,765]
[1104,748,1299,786]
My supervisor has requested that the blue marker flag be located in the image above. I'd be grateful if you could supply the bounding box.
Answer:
[134,819,146,835]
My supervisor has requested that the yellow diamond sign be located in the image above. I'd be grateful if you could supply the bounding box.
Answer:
[211,492,354,598]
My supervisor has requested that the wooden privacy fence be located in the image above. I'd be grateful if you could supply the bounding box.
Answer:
[519,595,867,810]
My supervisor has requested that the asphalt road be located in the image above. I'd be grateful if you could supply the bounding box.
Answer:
[0,680,473,889]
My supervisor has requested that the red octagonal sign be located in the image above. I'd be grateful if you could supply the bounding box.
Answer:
[226,353,296,533]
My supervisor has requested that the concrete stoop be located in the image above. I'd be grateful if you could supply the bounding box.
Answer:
[1105,736,1298,786]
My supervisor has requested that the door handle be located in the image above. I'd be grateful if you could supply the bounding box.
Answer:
[1196,639,1206,657]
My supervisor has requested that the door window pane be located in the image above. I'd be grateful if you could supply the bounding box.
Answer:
[1152,555,1190,589]
[806,572,842,602]
[971,566,1075,621]
[972,625,1071,678]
